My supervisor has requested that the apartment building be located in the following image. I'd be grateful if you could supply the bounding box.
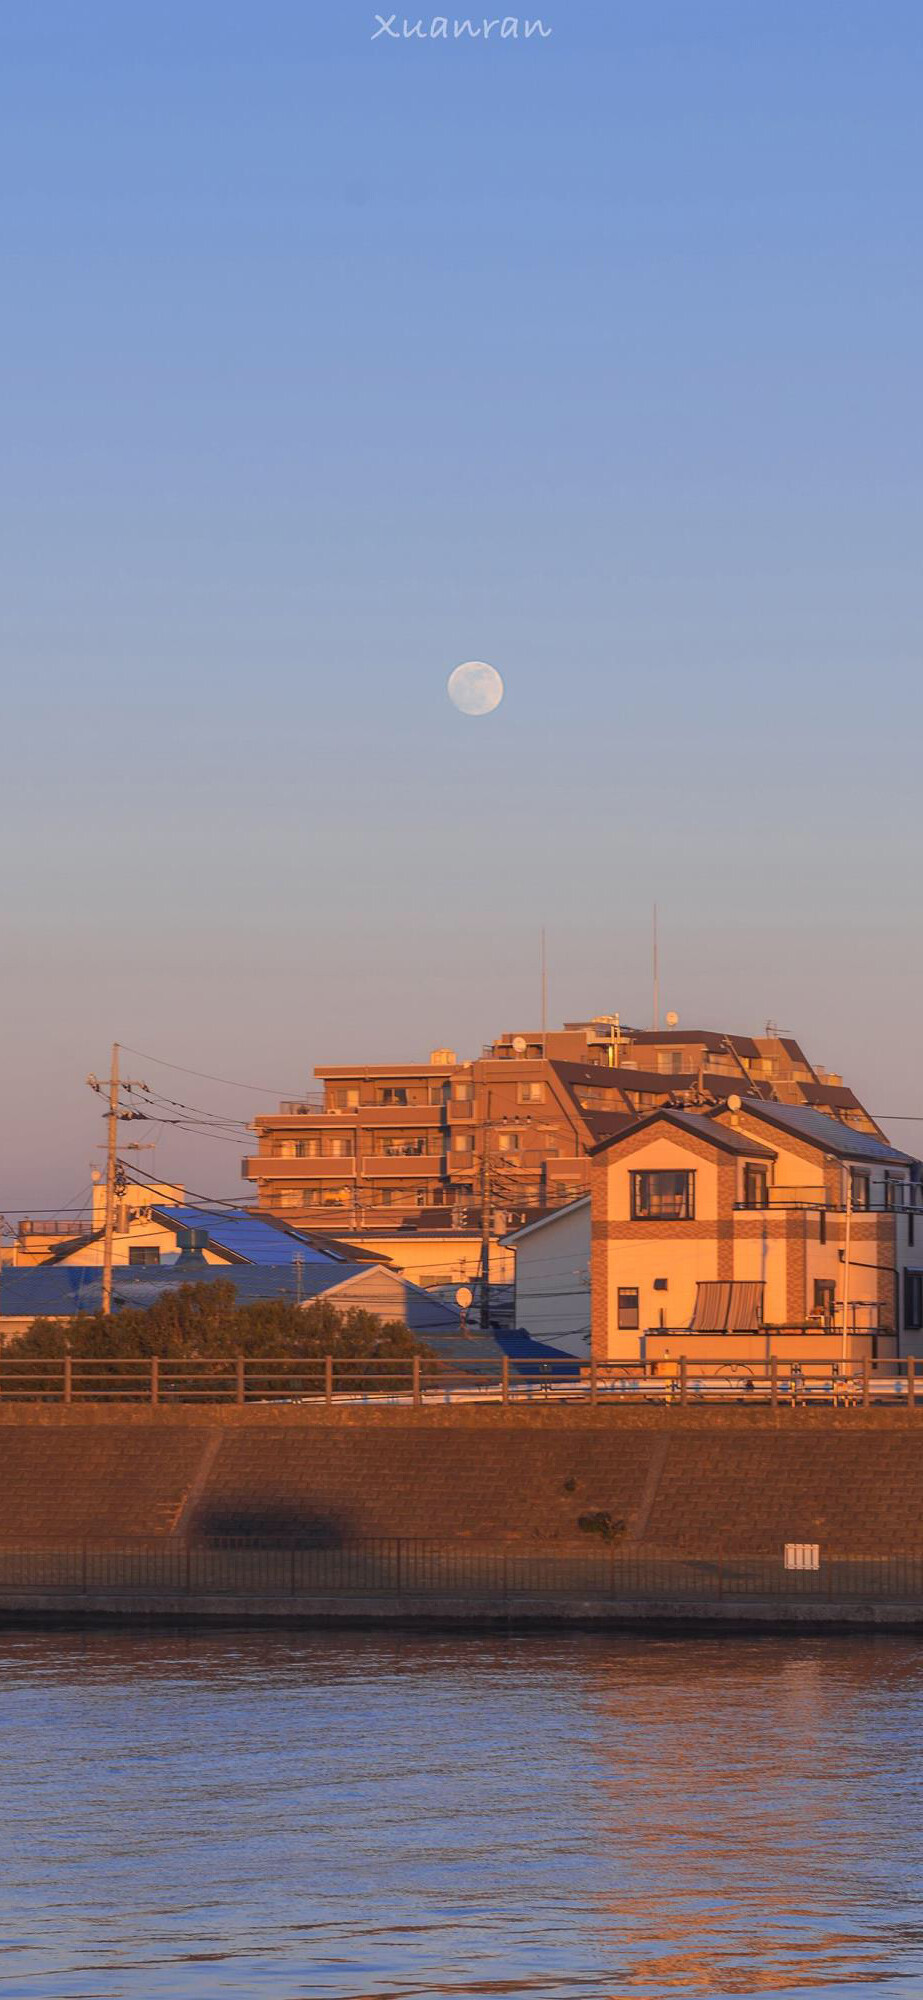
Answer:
[243,1021,883,1233]
[590,1098,923,1368]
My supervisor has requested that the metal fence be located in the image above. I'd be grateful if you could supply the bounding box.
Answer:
[0,1351,920,1405]
[1,1540,923,1605]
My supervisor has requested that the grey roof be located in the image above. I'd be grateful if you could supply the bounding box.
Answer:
[591,1107,775,1159]
[726,1099,918,1166]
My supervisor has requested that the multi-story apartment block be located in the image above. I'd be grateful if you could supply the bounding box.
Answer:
[243,1021,883,1233]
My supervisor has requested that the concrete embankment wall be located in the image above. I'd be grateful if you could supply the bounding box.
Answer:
[2,1402,923,1558]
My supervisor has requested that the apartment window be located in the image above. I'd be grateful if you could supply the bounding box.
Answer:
[905,1272,923,1333]
[295,1139,320,1158]
[498,1131,521,1152]
[631,1171,694,1220]
[851,1171,871,1211]
[326,1137,353,1157]
[318,1185,351,1208]
[743,1164,769,1209]
[617,1287,639,1330]
[128,1245,160,1266]
[452,1132,474,1151]
[428,1083,447,1105]
[378,1087,409,1106]
[330,1087,359,1109]
[517,1081,545,1104]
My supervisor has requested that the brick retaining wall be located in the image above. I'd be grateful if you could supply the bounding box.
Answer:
[0,1403,922,1556]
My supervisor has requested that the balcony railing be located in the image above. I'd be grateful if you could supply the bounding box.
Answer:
[736,1187,923,1212]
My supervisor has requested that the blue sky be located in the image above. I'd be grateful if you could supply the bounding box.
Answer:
[1,0,921,1211]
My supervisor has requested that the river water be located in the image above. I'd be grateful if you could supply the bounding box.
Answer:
[1,1630,922,1998]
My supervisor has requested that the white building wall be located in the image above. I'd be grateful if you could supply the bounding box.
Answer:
[508,1200,591,1358]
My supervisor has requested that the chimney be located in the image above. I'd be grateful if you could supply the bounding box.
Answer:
[174,1227,210,1267]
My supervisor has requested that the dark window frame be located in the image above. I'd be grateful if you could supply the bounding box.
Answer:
[630,1170,695,1221]
[813,1278,836,1320]
[617,1287,640,1330]
[743,1163,769,1209]
[905,1270,923,1333]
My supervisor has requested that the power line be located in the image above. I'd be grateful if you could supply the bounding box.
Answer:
[119,1045,304,1097]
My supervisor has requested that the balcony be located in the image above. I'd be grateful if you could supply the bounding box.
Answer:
[363,1105,446,1126]
[242,1156,356,1180]
[736,1185,923,1213]
[360,1155,446,1178]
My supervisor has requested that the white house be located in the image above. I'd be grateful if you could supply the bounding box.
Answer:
[502,1198,591,1358]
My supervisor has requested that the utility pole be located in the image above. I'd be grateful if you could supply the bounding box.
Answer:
[101,1043,120,1317]
[842,1163,853,1366]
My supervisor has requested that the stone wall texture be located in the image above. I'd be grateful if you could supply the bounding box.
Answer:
[2,1403,923,1556]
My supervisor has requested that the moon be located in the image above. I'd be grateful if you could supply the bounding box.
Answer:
[447,660,504,716]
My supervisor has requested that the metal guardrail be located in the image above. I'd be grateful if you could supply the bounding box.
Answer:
[1,1541,923,1604]
[0,1352,918,1405]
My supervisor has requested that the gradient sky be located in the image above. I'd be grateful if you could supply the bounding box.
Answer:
[1,0,921,1217]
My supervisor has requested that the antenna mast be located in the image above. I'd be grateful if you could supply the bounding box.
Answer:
[540,928,547,1047]
[652,904,660,1030]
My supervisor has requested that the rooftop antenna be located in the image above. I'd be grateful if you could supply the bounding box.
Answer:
[540,928,547,1047]
[652,904,660,1030]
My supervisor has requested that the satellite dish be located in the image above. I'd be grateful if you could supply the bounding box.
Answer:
[666,1011,679,1028]
[727,1093,742,1113]
[512,1035,527,1054]
[455,1285,473,1310]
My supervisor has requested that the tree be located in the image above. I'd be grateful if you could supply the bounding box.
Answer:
[8,1282,431,1392]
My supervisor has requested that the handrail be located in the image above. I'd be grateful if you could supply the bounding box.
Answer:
[1,1540,923,1607]
[0,1351,917,1404]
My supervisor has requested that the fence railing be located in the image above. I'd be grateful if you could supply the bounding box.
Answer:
[0,1351,921,1404]
[1,1540,923,1605]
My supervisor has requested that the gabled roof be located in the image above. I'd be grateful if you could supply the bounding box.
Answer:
[42,1205,358,1271]
[153,1205,349,1265]
[590,1107,776,1160]
[717,1099,918,1166]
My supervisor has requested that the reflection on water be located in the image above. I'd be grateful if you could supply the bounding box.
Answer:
[1,1630,922,1997]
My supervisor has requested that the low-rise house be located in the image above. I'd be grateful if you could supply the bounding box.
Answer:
[501,1199,591,1358]
[590,1100,923,1367]
[36,1181,379,1273]
[0,1252,499,1361]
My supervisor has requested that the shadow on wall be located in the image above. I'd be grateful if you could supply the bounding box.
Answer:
[192,1504,358,1548]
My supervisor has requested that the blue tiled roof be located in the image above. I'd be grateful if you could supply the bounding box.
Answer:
[0,1261,515,1366]
[153,1206,344,1265]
